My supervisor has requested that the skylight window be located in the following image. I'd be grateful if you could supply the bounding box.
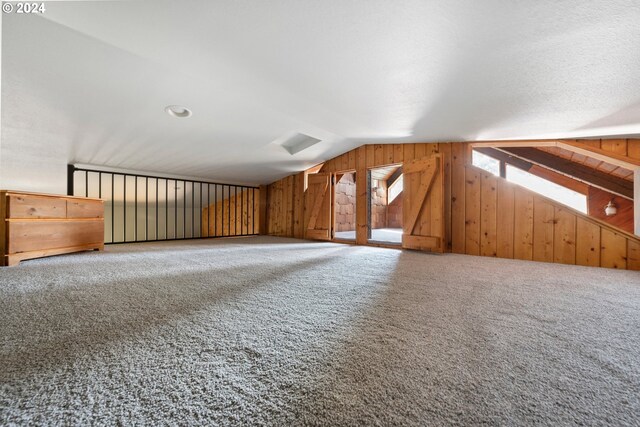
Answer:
[506,165,587,213]
[388,174,403,203]
[472,150,500,176]
[472,149,587,213]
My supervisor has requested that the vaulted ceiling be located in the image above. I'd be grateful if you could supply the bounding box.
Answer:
[3,0,640,185]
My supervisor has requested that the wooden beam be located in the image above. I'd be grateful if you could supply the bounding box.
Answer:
[559,141,640,169]
[474,147,534,171]
[472,139,640,169]
[502,147,634,200]
[476,147,589,195]
[471,140,560,148]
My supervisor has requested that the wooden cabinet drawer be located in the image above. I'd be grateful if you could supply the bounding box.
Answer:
[8,195,66,219]
[67,200,104,218]
[8,220,104,253]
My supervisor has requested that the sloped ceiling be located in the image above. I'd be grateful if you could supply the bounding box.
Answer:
[3,0,640,185]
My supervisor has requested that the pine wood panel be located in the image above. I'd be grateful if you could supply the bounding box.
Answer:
[533,198,554,263]
[402,156,444,252]
[480,172,497,257]
[8,194,66,219]
[513,190,534,260]
[441,143,453,251]
[553,207,576,265]
[628,240,640,271]
[464,167,481,255]
[496,179,515,259]
[67,200,104,219]
[1,191,105,266]
[8,220,104,253]
[451,143,467,253]
[601,229,627,269]
[203,188,261,237]
[304,173,332,240]
[576,218,600,267]
[356,146,368,245]
[263,140,639,270]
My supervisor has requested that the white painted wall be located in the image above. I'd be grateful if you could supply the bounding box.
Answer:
[1,127,68,194]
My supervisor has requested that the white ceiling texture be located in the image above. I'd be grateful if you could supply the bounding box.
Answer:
[3,0,640,185]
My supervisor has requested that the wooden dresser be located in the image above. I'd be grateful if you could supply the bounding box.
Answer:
[0,190,104,266]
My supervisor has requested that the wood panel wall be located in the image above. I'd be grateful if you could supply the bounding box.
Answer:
[388,194,403,228]
[264,139,640,270]
[201,188,261,236]
[457,164,639,270]
[587,187,634,233]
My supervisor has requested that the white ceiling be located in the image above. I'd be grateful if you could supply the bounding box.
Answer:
[3,0,640,185]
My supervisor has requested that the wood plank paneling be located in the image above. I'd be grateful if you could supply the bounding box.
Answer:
[496,179,515,259]
[600,139,627,156]
[513,191,534,260]
[441,143,453,251]
[384,144,395,165]
[480,172,497,257]
[601,229,627,269]
[8,195,66,219]
[263,139,640,271]
[356,146,368,245]
[374,144,384,166]
[628,240,640,271]
[67,200,104,218]
[576,218,600,267]
[627,139,640,160]
[464,168,481,255]
[394,144,404,164]
[553,207,576,265]
[403,144,415,163]
[8,220,103,253]
[366,145,375,169]
[451,143,466,253]
[533,198,554,263]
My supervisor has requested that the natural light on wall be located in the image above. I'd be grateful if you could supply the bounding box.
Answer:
[388,175,403,204]
[472,150,587,213]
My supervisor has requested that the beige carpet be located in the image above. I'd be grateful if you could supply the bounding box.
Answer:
[1,236,639,425]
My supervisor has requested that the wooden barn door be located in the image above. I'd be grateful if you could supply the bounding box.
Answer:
[402,155,445,252]
[304,173,333,240]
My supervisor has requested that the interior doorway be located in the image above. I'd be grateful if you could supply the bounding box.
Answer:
[368,164,403,245]
[333,171,357,241]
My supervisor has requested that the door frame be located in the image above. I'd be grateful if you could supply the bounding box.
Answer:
[332,169,357,242]
[366,162,403,245]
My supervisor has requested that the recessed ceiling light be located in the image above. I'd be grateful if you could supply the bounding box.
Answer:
[165,105,192,118]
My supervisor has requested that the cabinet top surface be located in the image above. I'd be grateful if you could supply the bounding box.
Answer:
[0,190,103,202]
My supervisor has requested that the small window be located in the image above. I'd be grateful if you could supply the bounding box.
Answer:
[388,174,403,204]
[472,150,500,176]
[506,165,587,213]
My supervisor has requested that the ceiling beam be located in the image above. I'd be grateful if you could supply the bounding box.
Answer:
[500,147,634,200]
[475,147,589,195]
[470,139,640,169]
[557,141,640,170]
[474,147,534,171]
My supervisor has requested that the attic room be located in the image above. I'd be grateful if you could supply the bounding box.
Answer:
[0,1,639,425]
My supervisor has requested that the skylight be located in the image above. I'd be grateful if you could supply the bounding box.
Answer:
[388,174,403,204]
[472,149,587,213]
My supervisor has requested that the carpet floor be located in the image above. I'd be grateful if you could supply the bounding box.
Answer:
[1,236,639,426]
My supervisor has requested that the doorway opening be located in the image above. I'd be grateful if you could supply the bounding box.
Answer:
[368,165,403,245]
[333,171,357,241]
